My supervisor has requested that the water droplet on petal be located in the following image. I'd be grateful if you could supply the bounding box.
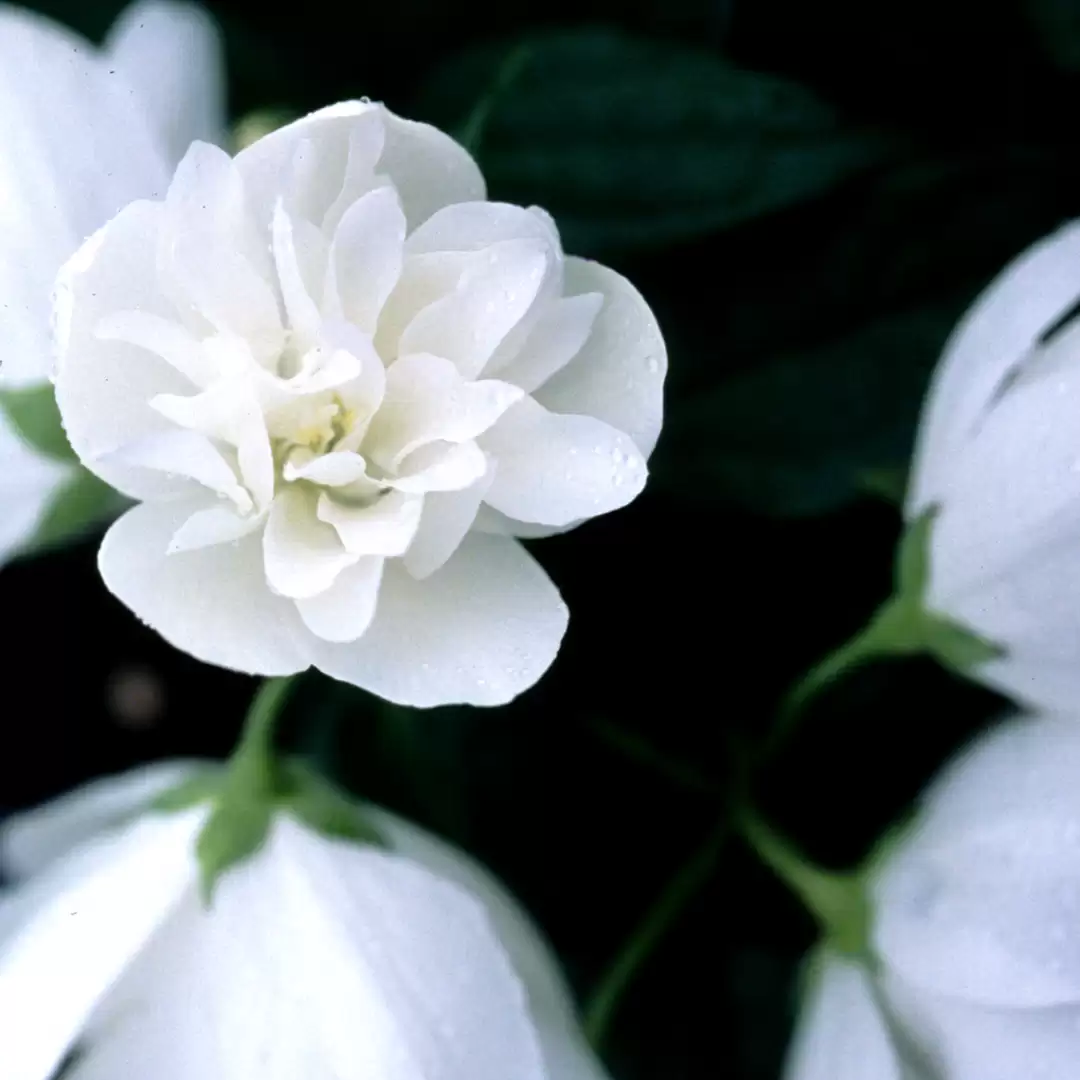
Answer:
[647,356,660,374]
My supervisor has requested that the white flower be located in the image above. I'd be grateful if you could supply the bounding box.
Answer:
[0,0,224,562]
[906,222,1080,710]
[0,763,609,1080]
[785,714,1080,1080]
[53,101,666,707]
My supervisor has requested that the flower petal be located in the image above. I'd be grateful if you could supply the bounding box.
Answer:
[159,141,282,359]
[908,220,1080,512]
[0,762,206,881]
[404,468,495,579]
[54,200,200,502]
[102,0,226,164]
[236,101,484,235]
[534,256,666,459]
[296,556,384,642]
[272,200,322,348]
[0,6,170,388]
[366,353,523,469]
[326,186,406,333]
[0,809,202,1080]
[494,293,604,395]
[168,504,263,553]
[874,715,1080,1008]
[481,397,646,526]
[783,954,902,1080]
[405,201,558,256]
[263,486,358,599]
[317,489,423,557]
[283,450,369,487]
[371,808,610,1080]
[388,441,488,494]
[201,816,547,1080]
[884,974,1080,1080]
[99,499,310,675]
[310,533,567,706]
[399,241,550,380]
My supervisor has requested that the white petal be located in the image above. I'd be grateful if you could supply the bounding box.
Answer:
[405,201,559,256]
[908,221,1080,512]
[473,505,576,540]
[481,397,646,526]
[0,418,72,563]
[236,101,484,234]
[388,440,488,494]
[495,292,604,394]
[99,499,310,675]
[272,200,322,348]
[326,186,406,333]
[874,715,1080,1008]
[296,556,384,642]
[371,808,610,1080]
[317,489,423,557]
[0,809,201,1080]
[534,256,666,459]
[102,0,226,164]
[159,141,282,360]
[55,200,199,502]
[0,6,170,388]
[95,310,216,388]
[927,357,1080,603]
[263,486,358,599]
[104,429,250,511]
[404,468,495,579]
[399,241,550,380]
[150,377,274,511]
[783,954,902,1080]
[310,532,567,706]
[168,504,263,553]
[884,974,1080,1080]
[0,762,206,881]
[283,450,369,486]
[367,353,523,469]
[204,816,547,1080]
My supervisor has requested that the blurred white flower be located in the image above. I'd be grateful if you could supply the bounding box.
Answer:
[785,714,1080,1080]
[907,222,1080,710]
[0,0,224,562]
[0,762,608,1080]
[54,101,666,707]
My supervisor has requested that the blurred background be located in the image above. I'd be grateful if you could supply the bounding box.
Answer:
[2,0,1063,1074]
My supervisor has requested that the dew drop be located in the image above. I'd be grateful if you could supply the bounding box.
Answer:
[647,356,660,374]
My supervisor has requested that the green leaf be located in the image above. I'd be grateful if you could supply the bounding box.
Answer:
[196,797,273,905]
[279,760,384,846]
[893,505,938,598]
[23,468,126,556]
[417,30,899,253]
[653,304,957,517]
[0,384,75,462]
[922,615,1006,673]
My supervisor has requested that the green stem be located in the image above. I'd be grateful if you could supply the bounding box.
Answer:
[737,808,869,957]
[457,42,533,155]
[590,717,720,797]
[226,676,297,794]
[583,820,728,1049]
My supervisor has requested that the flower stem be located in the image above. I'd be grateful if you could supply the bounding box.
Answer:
[583,820,728,1050]
[457,42,533,155]
[737,807,869,958]
[226,676,298,795]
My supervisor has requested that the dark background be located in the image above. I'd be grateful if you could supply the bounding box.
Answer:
[1,0,1059,1075]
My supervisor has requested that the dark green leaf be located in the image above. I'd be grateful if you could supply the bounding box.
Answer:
[652,303,959,517]
[23,469,127,556]
[196,798,273,905]
[893,506,938,598]
[0,384,75,462]
[279,760,384,846]
[417,30,899,253]
[923,615,1006,673]
[151,770,223,812]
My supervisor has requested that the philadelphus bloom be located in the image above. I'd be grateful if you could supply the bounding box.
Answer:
[54,102,665,707]
[0,0,225,561]
[785,714,1080,1080]
[0,762,608,1080]
[906,222,1080,710]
